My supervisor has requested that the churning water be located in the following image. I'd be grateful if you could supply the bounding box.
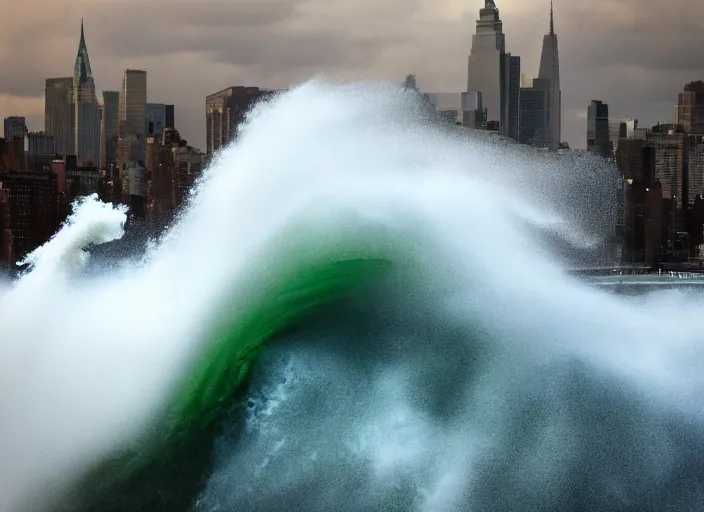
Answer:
[2,81,704,512]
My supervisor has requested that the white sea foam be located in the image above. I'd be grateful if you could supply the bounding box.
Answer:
[1,81,703,512]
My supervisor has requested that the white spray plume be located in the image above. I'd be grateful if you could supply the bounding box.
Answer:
[1,81,702,512]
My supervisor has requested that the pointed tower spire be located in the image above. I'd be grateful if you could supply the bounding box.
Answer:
[74,18,93,81]
[537,0,560,150]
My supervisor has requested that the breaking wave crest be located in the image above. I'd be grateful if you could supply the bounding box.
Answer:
[2,81,704,512]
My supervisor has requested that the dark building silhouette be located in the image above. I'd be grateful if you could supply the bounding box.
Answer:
[687,134,704,203]
[27,131,55,171]
[505,54,521,141]
[0,137,26,171]
[686,193,704,250]
[66,166,101,207]
[165,104,175,131]
[518,84,550,147]
[101,90,119,173]
[644,182,665,267]
[616,125,704,264]
[3,117,26,141]
[587,100,612,158]
[205,86,276,159]
[646,123,686,209]
[0,185,11,266]
[146,103,175,138]
[675,81,704,134]
[617,137,660,264]
[127,161,147,221]
[0,171,60,262]
[617,138,655,184]
[145,128,203,226]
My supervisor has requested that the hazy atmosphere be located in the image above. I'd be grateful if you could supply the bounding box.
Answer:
[2,0,703,150]
[5,1,704,509]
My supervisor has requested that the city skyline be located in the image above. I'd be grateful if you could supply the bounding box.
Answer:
[0,0,703,150]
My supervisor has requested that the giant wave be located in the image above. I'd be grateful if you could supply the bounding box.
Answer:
[2,81,704,511]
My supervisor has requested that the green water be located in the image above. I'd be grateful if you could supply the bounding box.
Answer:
[56,257,392,512]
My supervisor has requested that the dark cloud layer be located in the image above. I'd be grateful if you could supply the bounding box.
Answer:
[1,0,703,150]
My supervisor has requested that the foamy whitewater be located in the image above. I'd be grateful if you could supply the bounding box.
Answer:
[2,81,704,511]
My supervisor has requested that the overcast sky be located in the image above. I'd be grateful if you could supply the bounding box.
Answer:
[1,0,703,150]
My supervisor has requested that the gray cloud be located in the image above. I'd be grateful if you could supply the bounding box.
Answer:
[1,0,703,151]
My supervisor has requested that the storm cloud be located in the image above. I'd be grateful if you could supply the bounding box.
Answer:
[1,0,703,150]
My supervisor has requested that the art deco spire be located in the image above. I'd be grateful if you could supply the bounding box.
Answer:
[536,0,560,150]
[74,18,93,82]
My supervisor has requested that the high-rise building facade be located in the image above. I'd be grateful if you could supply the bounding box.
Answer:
[609,120,627,154]
[675,81,704,134]
[505,54,521,141]
[116,69,147,170]
[101,90,119,173]
[98,102,104,167]
[165,104,175,131]
[461,91,487,129]
[536,2,561,150]
[205,86,275,159]
[687,134,704,203]
[146,103,174,138]
[4,117,26,141]
[646,125,686,208]
[73,21,100,166]
[0,185,11,266]
[0,136,25,171]
[616,138,654,184]
[45,78,74,156]
[27,131,55,171]
[587,100,612,158]
[466,0,506,131]
[0,171,60,262]
[518,83,550,147]
[27,132,54,157]
[610,118,639,139]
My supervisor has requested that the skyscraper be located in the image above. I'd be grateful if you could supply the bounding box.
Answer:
[116,69,147,170]
[101,90,119,173]
[675,81,704,134]
[536,1,561,150]
[505,54,520,140]
[165,104,175,131]
[3,117,26,140]
[205,86,275,159]
[73,20,100,165]
[146,103,174,138]
[45,77,74,156]
[518,85,550,147]
[687,134,704,203]
[645,125,686,208]
[587,100,612,159]
[466,0,506,131]
[609,120,628,154]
